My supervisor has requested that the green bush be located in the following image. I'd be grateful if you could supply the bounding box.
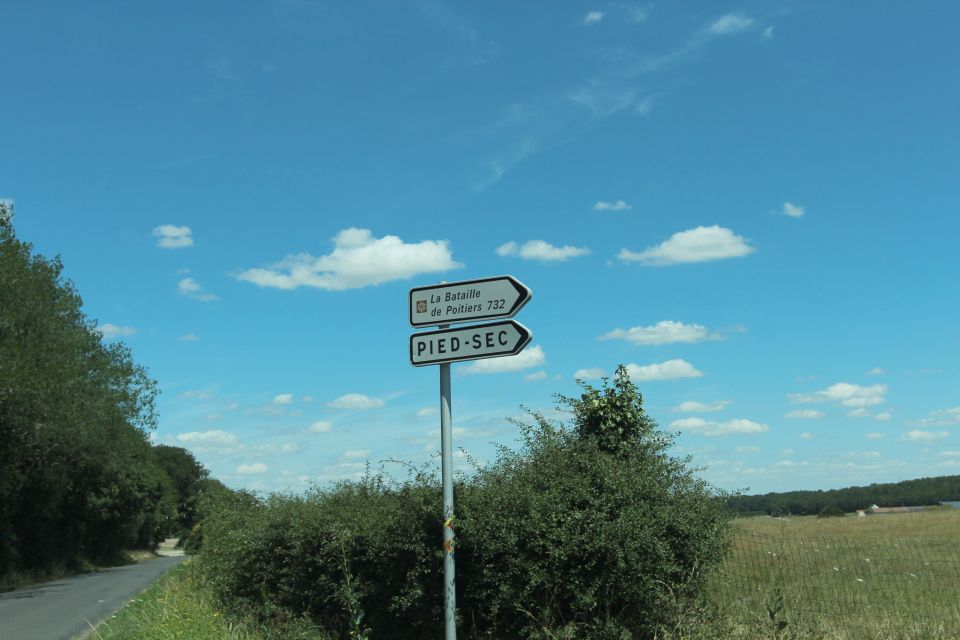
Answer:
[197,366,734,638]
[817,504,845,518]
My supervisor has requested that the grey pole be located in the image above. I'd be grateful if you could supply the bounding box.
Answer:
[439,356,456,639]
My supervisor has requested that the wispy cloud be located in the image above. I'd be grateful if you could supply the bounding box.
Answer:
[153,225,193,249]
[496,240,590,262]
[789,383,887,408]
[619,226,754,266]
[781,201,805,218]
[236,462,267,475]
[785,409,825,420]
[178,277,220,302]
[328,393,384,410]
[99,323,136,339]
[583,11,605,25]
[238,228,461,290]
[900,430,949,442]
[574,367,607,380]
[708,13,755,35]
[594,200,632,211]
[912,406,960,427]
[674,400,731,413]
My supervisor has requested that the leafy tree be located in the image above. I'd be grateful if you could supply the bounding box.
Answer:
[154,445,209,533]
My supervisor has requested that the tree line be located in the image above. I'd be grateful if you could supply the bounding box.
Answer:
[0,202,214,588]
[726,474,960,516]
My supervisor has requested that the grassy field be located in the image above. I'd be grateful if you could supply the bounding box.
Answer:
[709,508,960,639]
[94,509,960,639]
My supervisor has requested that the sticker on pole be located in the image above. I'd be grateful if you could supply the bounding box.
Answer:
[409,276,532,327]
[409,320,532,367]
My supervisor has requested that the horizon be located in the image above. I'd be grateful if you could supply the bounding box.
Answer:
[2,1,958,495]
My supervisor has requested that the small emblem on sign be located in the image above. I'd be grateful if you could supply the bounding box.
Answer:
[416,299,428,313]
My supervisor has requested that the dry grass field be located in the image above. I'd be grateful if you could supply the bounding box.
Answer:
[708,508,960,639]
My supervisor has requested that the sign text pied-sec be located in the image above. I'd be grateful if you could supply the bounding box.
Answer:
[410,320,532,367]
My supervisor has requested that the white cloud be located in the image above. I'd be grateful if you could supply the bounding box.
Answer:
[328,393,384,409]
[99,323,136,339]
[785,409,825,420]
[763,26,774,39]
[236,462,267,475]
[780,448,795,456]
[670,417,768,437]
[600,320,719,345]
[237,228,461,291]
[709,13,754,35]
[180,390,213,401]
[342,449,370,459]
[179,332,201,342]
[866,367,886,376]
[788,383,887,408]
[177,430,237,446]
[574,367,607,380]
[178,277,220,302]
[874,412,892,422]
[524,370,548,382]
[846,408,871,418]
[800,432,814,440]
[901,430,949,442]
[496,239,590,262]
[625,359,703,382]
[618,226,754,266]
[594,200,631,211]
[461,345,545,374]
[153,225,193,249]
[866,432,886,440]
[206,414,223,421]
[674,400,731,413]
[914,406,960,427]
[583,10,604,25]
[273,393,293,405]
[941,451,960,457]
[250,442,303,455]
[846,451,882,458]
[781,202,805,218]
[307,421,332,433]
[417,407,439,417]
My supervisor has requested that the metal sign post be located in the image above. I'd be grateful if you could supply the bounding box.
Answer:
[408,276,533,640]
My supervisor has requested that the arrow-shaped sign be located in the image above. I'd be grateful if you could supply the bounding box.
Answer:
[410,320,532,367]
[409,275,532,327]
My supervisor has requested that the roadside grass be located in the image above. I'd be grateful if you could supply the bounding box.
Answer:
[92,561,328,640]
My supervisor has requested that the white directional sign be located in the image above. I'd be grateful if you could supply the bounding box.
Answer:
[409,276,532,327]
[410,320,532,367]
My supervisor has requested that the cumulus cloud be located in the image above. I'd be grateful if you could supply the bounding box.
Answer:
[674,400,731,413]
[595,200,631,211]
[273,393,293,405]
[153,225,193,249]
[99,323,136,339]
[625,359,703,382]
[250,442,303,455]
[847,408,871,418]
[788,383,887,408]
[417,407,439,417]
[328,393,384,409]
[237,228,461,290]
[866,367,886,376]
[618,226,754,266]
[342,449,370,459]
[236,462,267,474]
[781,202,805,218]
[874,412,892,422]
[669,417,768,437]
[574,367,607,380]
[178,277,220,302]
[583,10,604,25]
[496,240,590,262]
[524,371,548,382]
[461,345,545,374]
[900,430,949,442]
[709,13,754,35]
[785,409,825,420]
[600,320,720,345]
[307,421,332,433]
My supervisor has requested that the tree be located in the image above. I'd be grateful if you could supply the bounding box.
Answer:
[154,445,209,532]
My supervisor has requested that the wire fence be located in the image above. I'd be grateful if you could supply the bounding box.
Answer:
[710,528,960,637]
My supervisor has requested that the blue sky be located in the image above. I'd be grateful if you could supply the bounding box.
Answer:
[2,1,958,494]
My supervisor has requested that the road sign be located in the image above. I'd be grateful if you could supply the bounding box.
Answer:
[409,275,532,327]
[410,320,532,367]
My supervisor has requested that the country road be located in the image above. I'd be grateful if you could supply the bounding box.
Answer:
[0,554,184,640]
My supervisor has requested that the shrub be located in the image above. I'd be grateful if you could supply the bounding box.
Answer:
[818,504,845,518]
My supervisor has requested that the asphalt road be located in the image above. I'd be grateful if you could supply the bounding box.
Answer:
[0,555,185,640]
